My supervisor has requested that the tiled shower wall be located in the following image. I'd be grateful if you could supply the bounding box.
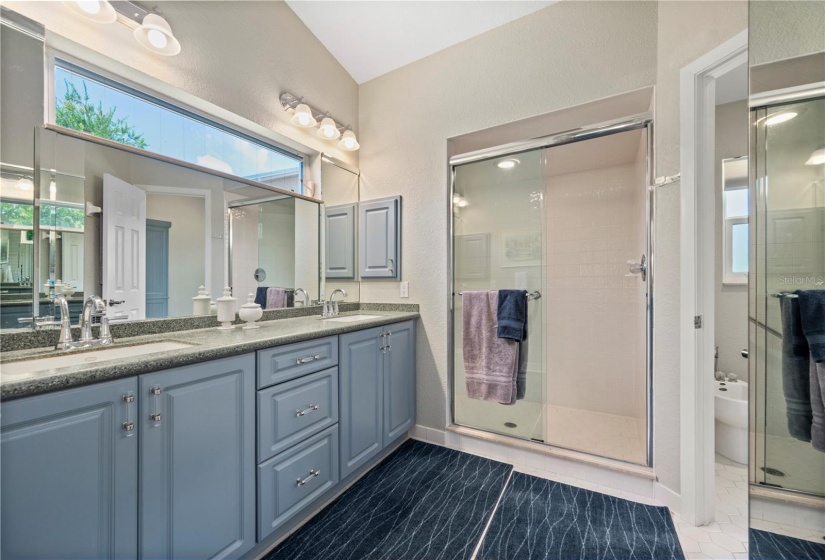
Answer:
[544,145,648,433]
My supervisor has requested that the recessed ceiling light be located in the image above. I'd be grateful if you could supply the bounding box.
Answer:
[764,112,797,126]
[497,159,520,169]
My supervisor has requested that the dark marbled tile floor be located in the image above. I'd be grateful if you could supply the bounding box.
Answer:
[265,439,512,560]
[750,528,825,559]
[477,471,684,560]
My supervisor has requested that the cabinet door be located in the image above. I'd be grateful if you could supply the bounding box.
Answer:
[325,203,356,279]
[383,320,416,447]
[1,378,138,560]
[140,354,255,560]
[359,196,400,279]
[339,326,384,479]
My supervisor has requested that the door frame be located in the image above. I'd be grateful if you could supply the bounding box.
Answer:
[679,29,747,526]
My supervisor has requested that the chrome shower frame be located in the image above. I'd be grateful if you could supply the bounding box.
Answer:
[447,112,655,467]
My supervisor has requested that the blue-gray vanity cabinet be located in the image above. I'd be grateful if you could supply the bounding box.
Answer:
[139,354,255,560]
[257,336,338,389]
[359,196,401,279]
[339,325,385,479]
[340,320,416,479]
[1,378,139,560]
[383,320,416,447]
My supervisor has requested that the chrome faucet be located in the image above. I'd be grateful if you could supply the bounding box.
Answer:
[324,288,347,317]
[54,294,74,350]
[293,288,310,308]
[79,296,106,342]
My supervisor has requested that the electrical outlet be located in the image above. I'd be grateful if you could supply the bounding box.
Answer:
[400,281,409,298]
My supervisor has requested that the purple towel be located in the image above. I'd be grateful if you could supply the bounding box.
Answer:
[462,291,519,405]
[266,288,287,309]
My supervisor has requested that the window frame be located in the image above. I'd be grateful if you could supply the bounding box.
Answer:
[46,50,305,192]
[722,185,748,285]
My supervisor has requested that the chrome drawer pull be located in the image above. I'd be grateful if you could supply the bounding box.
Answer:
[295,355,321,365]
[296,469,320,486]
[296,404,320,417]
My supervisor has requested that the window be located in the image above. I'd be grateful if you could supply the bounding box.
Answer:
[52,61,303,193]
[722,157,749,285]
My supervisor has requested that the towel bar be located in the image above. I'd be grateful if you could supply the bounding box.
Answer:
[771,292,799,299]
[457,290,541,301]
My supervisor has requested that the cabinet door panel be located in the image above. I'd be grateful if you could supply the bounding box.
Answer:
[140,354,255,560]
[339,326,384,479]
[359,197,400,279]
[1,378,138,560]
[325,203,356,279]
[384,321,416,446]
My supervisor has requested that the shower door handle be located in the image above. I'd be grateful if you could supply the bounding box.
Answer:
[626,255,647,281]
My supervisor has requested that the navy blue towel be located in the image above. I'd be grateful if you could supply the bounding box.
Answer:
[254,286,269,309]
[497,290,528,341]
[798,290,825,362]
[780,293,812,442]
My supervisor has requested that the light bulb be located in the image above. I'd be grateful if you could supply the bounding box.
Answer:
[458,200,469,208]
[77,0,100,14]
[806,148,825,166]
[453,195,461,204]
[317,117,341,140]
[765,112,797,126]
[147,29,168,49]
[291,103,317,128]
[338,129,359,151]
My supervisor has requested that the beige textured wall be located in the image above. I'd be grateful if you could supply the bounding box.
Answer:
[653,0,748,492]
[750,0,825,66]
[358,0,657,455]
[3,1,359,166]
[714,101,749,381]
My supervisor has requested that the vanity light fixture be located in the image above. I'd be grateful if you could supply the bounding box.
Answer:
[134,13,181,56]
[63,0,117,23]
[764,111,797,126]
[280,92,359,151]
[14,177,33,191]
[806,147,825,166]
[497,159,520,169]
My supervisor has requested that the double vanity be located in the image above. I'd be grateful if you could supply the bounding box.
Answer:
[0,309,417,560]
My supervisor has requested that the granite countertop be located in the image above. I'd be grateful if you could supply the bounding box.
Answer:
[0,310,418,401]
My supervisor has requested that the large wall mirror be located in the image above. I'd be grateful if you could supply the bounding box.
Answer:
[0,125,322,331]
[748,1,825,555]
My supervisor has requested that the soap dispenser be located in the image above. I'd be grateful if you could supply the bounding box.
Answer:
[239,293,263,329]
[192,286,211,316]
[216,287,237,330]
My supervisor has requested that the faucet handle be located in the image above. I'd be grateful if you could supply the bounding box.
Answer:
[108,299,124,307]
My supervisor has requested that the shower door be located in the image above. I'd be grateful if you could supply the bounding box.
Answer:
[451,121,652,466]
[751,95,825,497]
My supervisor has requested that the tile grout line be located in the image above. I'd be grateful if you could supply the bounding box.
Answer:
[470,467,515,560]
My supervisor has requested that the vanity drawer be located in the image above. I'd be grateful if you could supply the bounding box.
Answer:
[257,336,338,389]
[257,425,339,541]
[258,367,339,462]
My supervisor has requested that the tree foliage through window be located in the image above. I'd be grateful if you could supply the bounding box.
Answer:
[56,80,148,149]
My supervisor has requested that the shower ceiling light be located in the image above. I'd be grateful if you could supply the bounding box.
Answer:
[64,1,117,23]
[280,92,359,151]
[764,112,797,126]
[806,148,825,166]
[134,13,181,56]
[497,159,520,169]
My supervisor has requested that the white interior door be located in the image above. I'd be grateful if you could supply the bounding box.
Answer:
[60,232,84,291]
[103,174,146,321]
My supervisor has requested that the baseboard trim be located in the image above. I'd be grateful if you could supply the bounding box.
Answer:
[654,482,682,513]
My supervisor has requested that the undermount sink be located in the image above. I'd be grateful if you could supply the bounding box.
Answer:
[1,341,196,379]
[322,314,383,323]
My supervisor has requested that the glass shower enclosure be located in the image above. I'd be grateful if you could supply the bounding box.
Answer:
[450,117,653,466]
[750,92,825,498]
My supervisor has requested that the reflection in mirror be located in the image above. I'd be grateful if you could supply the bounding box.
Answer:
[0,164,35,329]
[749,2,825,555]
[23,126,321,331]
[322,154,360,302]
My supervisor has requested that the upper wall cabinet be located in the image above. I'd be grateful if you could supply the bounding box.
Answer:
[359,196,401,279]
[325,203,356,279]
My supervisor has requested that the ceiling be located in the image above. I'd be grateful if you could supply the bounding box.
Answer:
[285,1,556,84]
